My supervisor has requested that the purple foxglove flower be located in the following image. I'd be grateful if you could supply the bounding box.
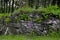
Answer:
[29,21,33,28]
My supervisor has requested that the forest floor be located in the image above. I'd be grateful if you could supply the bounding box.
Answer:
[0,34,60,40]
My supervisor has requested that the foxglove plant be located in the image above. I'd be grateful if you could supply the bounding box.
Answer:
[29,21,33,28]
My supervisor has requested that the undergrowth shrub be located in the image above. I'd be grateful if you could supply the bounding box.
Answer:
[0,5,60,23]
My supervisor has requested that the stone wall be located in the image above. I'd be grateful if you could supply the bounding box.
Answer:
[0,11,60,36]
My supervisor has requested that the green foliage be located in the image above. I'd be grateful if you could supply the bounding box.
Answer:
[0,5,60,23]
[37,5,60,19]
[13,5,60,17]
[37,5,60,15]
[4,13,11,17]
[13,7,34,14]
[34,16,41,23]
[20,13,29,21]
[0,14,3,18]
[4,18,10,23]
